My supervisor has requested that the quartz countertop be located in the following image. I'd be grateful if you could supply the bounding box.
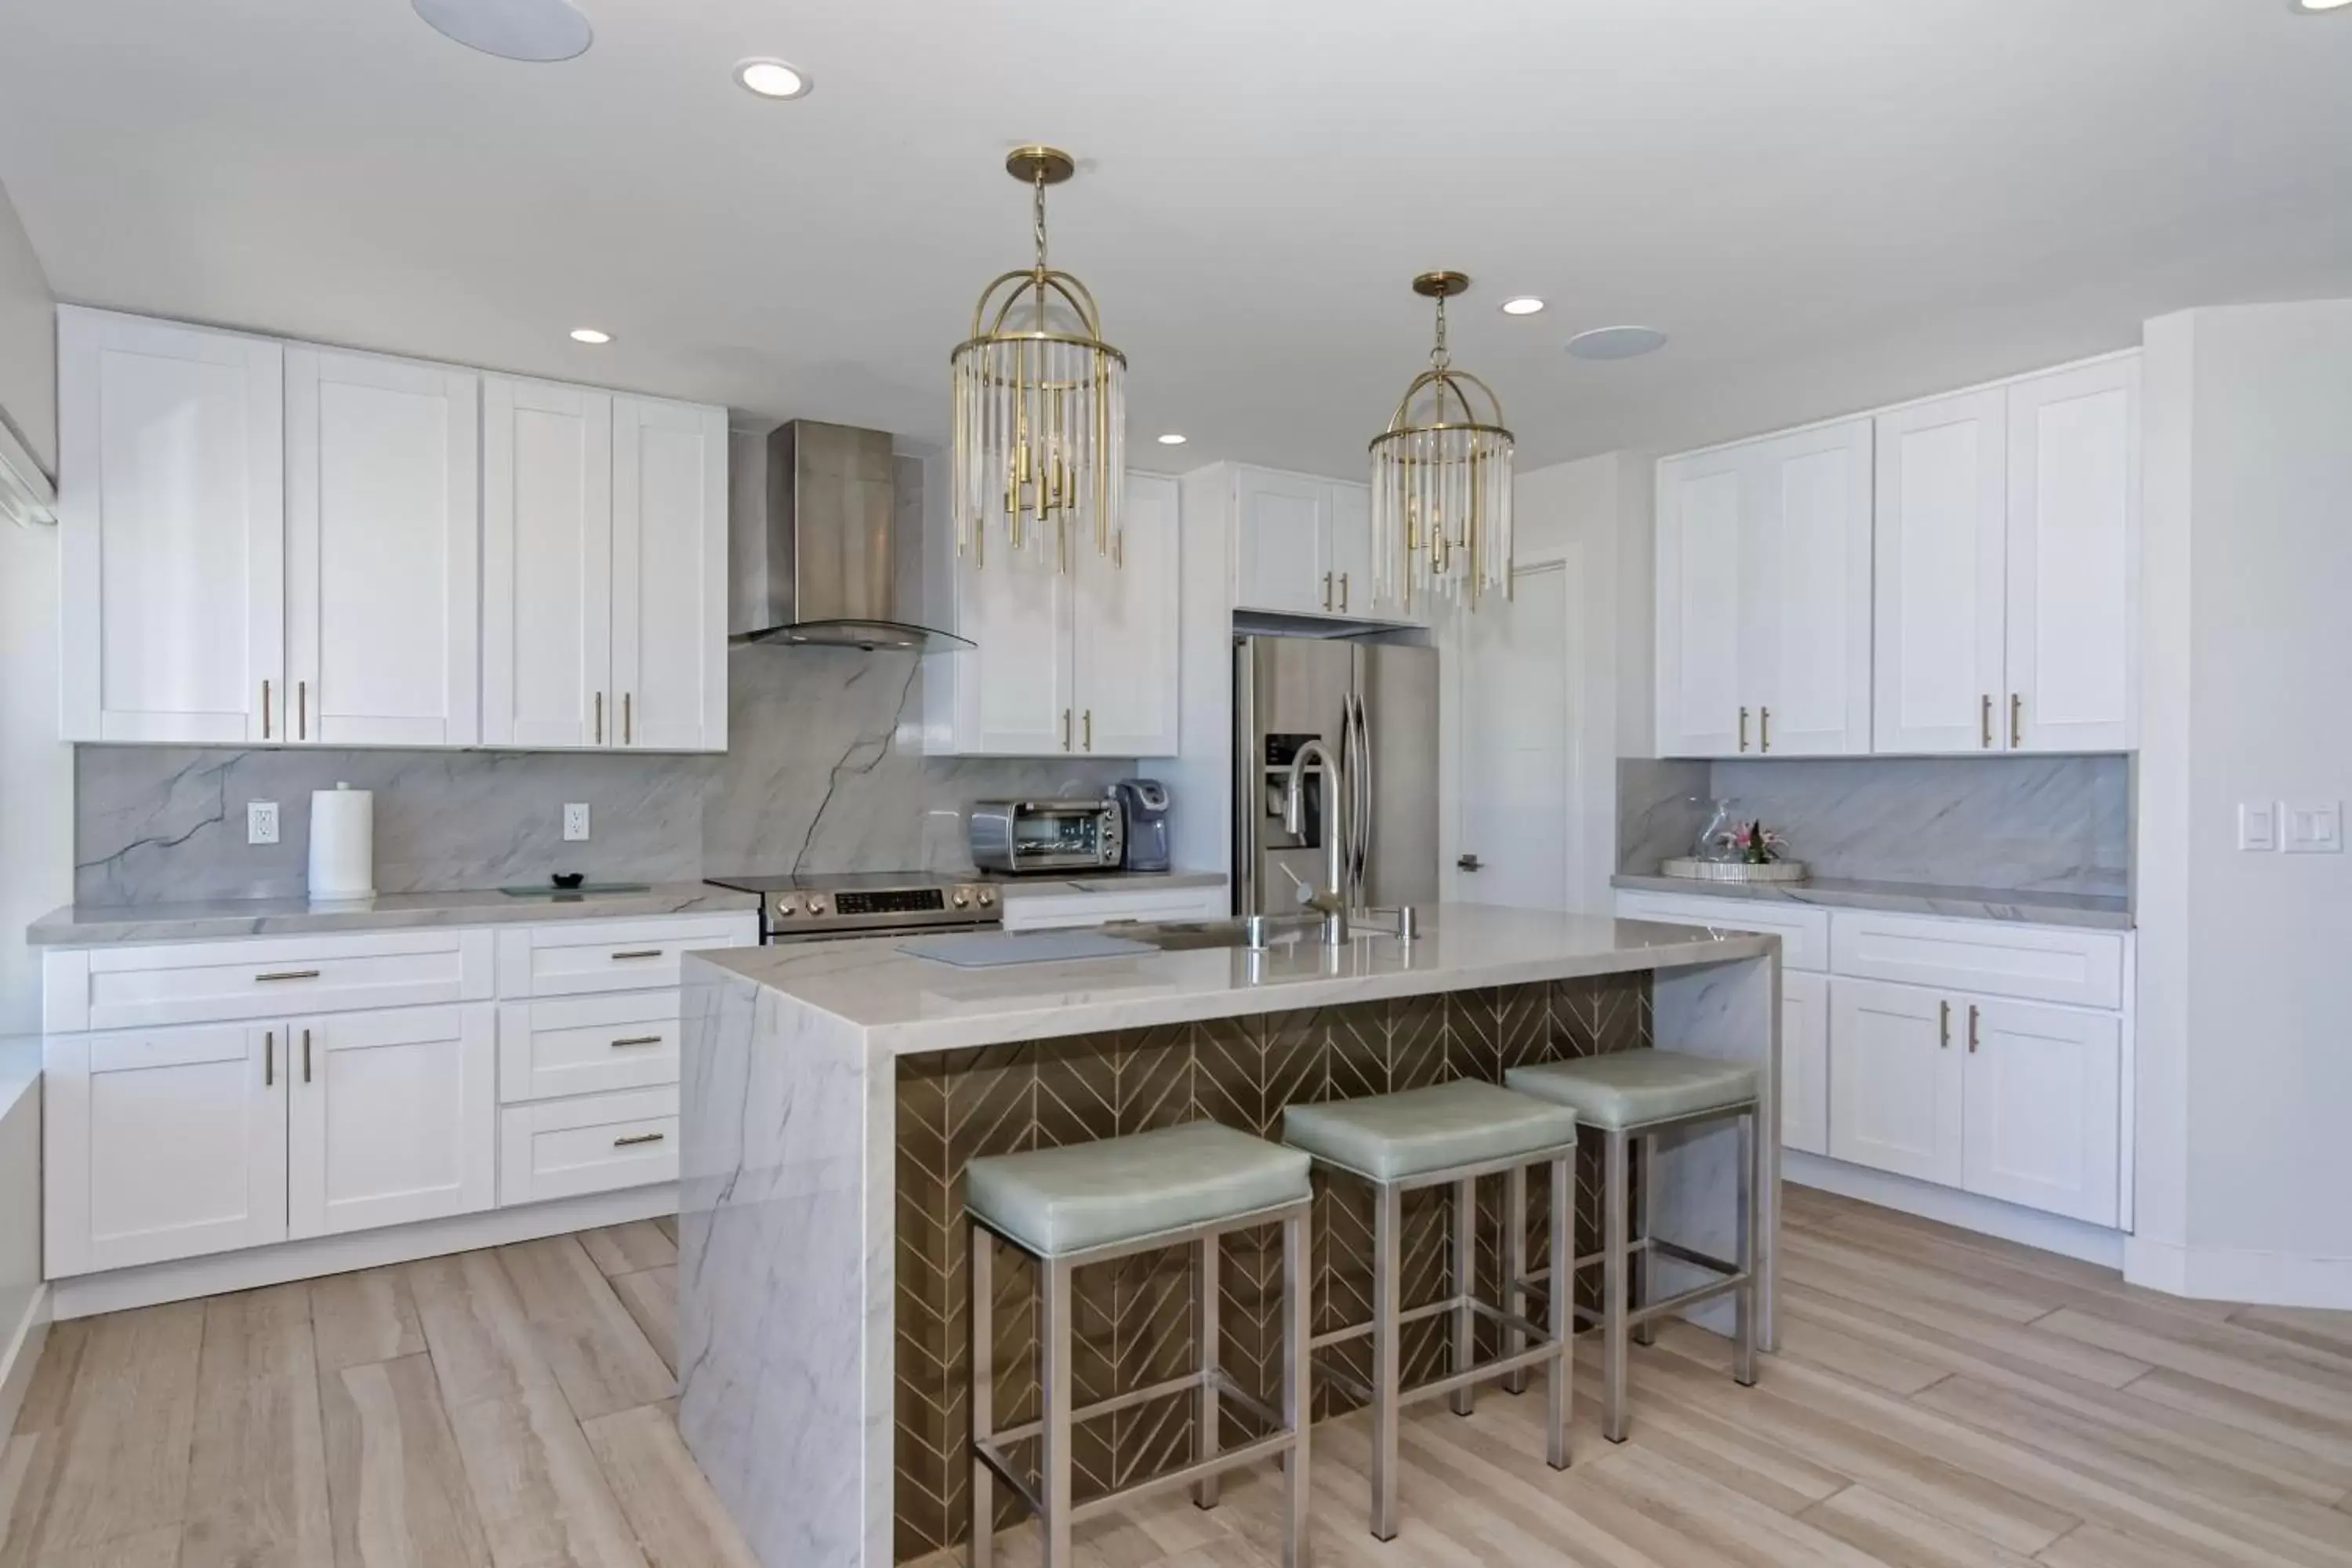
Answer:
[1610,872,2132,931]
[28,880,760,946]
[984,869,1228,896]
[688,903,1775,1057]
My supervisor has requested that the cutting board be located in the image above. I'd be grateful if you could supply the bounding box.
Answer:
[896,931,1154,968]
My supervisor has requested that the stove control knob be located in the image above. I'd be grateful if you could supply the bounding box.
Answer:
[977,888,996,909]
[775,897,797,917]
[952,891,969,909]
[808,898,828,916]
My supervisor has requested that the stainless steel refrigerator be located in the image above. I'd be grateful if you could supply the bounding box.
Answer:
[1233,634,1439,916]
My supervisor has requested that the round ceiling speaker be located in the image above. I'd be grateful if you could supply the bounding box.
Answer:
[412,0,593,61]
[1566,325,1670,361]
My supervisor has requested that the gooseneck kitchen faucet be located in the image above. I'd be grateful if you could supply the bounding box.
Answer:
[1282,739,1351,946]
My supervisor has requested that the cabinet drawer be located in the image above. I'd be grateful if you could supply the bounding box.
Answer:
[495,915,755,999]
[1830,911,2123,1009]
[499,1087,677,1205]
[1000,882,1231,933]
[47,929,493,1033]
[1613,892,1830,973]
[499,993,681,1104]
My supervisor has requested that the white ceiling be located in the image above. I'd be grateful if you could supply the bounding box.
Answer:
[3,1,2350,473]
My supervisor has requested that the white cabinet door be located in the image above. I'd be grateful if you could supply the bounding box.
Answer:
[288,1004,495,1239]
[1959,996,2120,1225]
[44,1024,287,1276]
[612,396,727,752]
[1780,971,1830,1156]
[1235,468,1331,615]
[2005,358,2138,754]
[1828,978,1964,1186]
[482,377,614,748]
[58,308,284,744]
[952,533,1076,756]
[1655,448,1751,757]
[1326,479,1376,620]
[1873,390,2009,753]
[1073,471,1180,757]
[1748,421,1872,755]
[285,348,480,747]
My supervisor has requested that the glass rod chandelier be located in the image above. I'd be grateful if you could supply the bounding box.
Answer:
[949,146,1127,571]
[1369,271,1516,611]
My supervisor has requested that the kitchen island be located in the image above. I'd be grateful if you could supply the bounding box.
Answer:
[676,906,1779,1568]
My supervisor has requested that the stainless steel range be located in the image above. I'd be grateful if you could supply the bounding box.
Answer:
[702,871,1000,944]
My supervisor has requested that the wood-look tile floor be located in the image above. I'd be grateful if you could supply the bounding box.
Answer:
[8,1187,2352,1567]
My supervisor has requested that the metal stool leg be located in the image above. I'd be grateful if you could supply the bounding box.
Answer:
[1736,1108,1760,1387]
[1602,1127,1632,1443]
[1632,1133,1659,1347]
[1449,1177,1476,1417]
[1501,1163,1530,1397]
[1040,1255,1076,1568]
[1370,1181,1402,1542]
[1282,1207,1312,1568]
[1546,1152,1573,1470]
[969,1222,994,1568]
[1194,1232,1221,1508]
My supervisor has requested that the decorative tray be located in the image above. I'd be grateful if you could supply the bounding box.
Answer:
[1659,858,1810,884]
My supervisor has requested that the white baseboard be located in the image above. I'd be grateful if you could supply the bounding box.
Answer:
[0,1283,51,1435]
[52,1183,677,1320]
[1784,1151,2125,1269]
[2124,1235,2352,1310]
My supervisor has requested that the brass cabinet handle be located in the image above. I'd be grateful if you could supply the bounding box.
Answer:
[609,1034,663,1049]
[265,1029,274,1087]
[256,969,321,983]
[1980,694,1993,750]
[1759,706,1772,753]
[1939,1000,1951,1049]
[594,691,604,746]
[298,680,307,740]
[1738,706,1751,753]
[613,1131,666,1148]
[1082,710,1092,752]
[1061,708,1072,751]
[262,680,272,739]
[622,692,632,746]
[2009,693,2023,750]
[1340,572,1349,612]
[303,1026,314,1083]
[1322,572,1333,612]
[609,949,662,961]
[1967,1004,1980,1054]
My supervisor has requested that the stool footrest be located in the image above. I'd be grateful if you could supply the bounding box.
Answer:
[1309,1294,1467,1352]
[1571,1269,1751,1329]
[1308,1317,1567,1412]
[1651,1236,1740,1276]
[988,1366,1250,1448]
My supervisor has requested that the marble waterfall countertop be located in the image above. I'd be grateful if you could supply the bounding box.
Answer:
[1610,871,2132,930]
[27,880,760,946]
[691,904,1777,1058]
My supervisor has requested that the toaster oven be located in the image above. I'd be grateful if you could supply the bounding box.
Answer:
[968,798,1124,873]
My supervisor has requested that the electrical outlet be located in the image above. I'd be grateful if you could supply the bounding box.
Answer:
[248,801,280,845]
[563,803,591,842]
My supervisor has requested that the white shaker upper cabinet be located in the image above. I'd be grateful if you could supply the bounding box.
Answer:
[1234,467,1331,616]
[1325,479,1374,620]
[285,348,481,746]
[1074,472,1181,757]
[1873,389,2008,754]
[1654,446,1749,757]
[58,308,285,744]
[612,396,728,752]
[482,378,614,749]
[946,525,1077,756]
[2005,358,2139,754]
[1747,419,1874,756]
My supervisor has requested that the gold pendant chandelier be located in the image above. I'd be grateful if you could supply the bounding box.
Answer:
[949,146,1127,571]
[1369,271,1515,611]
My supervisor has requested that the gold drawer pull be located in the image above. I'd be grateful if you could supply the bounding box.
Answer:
[613,1131,666,1148]
[609,949,663,961]
[256,969,321,983]
[609,1034,663,1049]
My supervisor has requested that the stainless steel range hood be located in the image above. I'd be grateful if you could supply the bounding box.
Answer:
[727,419,970,652]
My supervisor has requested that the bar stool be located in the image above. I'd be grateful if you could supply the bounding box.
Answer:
[1280,1080,1580,1541]
[1504,1051,1764,1443]
[964,1120,1314,1568]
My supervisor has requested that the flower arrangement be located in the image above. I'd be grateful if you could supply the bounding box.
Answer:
[1730,820,1787,866]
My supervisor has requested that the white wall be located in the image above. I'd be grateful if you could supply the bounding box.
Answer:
[2131,299,2352,1307]
[0,181,67,1035]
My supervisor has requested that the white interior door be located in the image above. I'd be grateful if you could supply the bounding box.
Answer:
[286,348,480,746]
[612,395,727,752]
[289,1004,495,1239]
[2005,358,2139,753]
[1449,558,1573,909]
[1781,970,1829,1156]
[1074,471,1181,757]
[1749,421,1872,755]
[1873,390,2009,753]
[1235,468,1330,615]
[1828,978,1965,1185]
[1654,449,1748,757]
[1959,995,2121,1225]
[482,376,613,748]
[57,307,284,744]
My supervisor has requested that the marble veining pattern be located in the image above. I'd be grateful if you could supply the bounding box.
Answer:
[1609,872,2133,930]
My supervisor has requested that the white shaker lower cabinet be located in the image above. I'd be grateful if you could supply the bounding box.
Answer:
[1780,971,1829,1157]
[288,1004,497,1238]
[1828,978,1966,1187]
[1960,996,2121,1225]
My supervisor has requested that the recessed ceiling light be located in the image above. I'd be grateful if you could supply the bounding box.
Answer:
[1156,433,1188,445]
[412,0,592,62]
[735,57,814,99]
[1500,297,1546,316]
[1566,325,1669,361]
[2292,0,2352,11]
[569,328,612,344]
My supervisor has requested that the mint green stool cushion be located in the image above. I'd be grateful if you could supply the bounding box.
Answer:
[965,1121,1310,1258]
[1282,1080,1579,1182]
[1505,1051,1759,1131]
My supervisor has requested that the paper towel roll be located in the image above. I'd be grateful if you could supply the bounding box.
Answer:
[308,783,376,902]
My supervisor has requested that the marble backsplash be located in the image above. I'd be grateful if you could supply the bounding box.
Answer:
[1616,754,2130,895]
[74,647,1136,906]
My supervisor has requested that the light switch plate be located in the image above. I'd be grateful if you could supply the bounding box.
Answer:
[2281,798,2343,855]
[563,803,590,843]
[248,801,280,846]
[2238,802,2278,851]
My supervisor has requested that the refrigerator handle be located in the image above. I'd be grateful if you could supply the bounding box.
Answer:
[1352,691,1374,895]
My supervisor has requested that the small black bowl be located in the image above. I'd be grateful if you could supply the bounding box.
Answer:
[552,873,586,891]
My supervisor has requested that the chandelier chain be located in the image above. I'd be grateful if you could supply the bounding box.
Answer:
[1033,170,1049,275]
[1430,294,1450,370]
